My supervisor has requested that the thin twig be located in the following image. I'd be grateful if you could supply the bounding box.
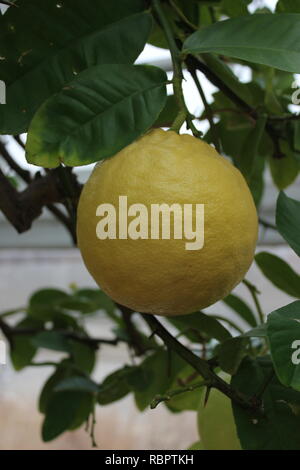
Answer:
[0,317,121,349]
[169,0,197,31]
[243,279,264,325]
[189,67,221,151]
[259,218,277,231]
[13,135,25,150]
[150,380,207,409]
[0,1,17,7]
[255,370,275,399]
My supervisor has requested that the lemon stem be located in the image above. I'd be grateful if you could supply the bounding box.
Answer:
[152,0,189,134]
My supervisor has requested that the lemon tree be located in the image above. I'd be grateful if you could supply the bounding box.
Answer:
[0,0,300,451]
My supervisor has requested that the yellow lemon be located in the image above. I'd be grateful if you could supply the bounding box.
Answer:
[197,385,241,450]
[77,129,258,316]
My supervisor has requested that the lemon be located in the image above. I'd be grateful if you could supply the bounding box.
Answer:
[77,129,258,316]
[197,385,241,450]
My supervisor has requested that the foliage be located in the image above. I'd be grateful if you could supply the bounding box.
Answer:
[0,0,300,450]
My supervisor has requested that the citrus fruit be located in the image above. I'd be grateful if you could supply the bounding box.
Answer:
[77,129,258,316]
[197,385,241,450]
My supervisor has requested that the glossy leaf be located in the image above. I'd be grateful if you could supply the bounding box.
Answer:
[237,115,267,182]
[97,366,133,405]
[42,391,93,441]
[276,0,300,13]
[39,360,77,413]
[232,357,300,450]
[248,153,265,207]
[243,325,267,338]
[68,288,116,315]
[184,14,300,73]
[28,288,68,320]
[201,54,254,107]
[255,252,300,298]
[133,350,186,411]
[276,192,300,256]
[221,0,250,17]
[55,376,99,394]
[11,318,42,370]
[26,64,167,167]
[168,311,232,343]
[223,294,257,327]
[166,365,204,412]
[31,331,71,352]
[269,144,299,190]
[217,337,249,375]
[68,340,95,374]
[0,0,151,134]
[267,301,300,390]
[154,95,178,128]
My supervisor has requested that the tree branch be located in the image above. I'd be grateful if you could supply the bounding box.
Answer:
[185,55,285,158]
[142,313,262,411]
[0,317,121,350]
[0,0,17,7]
[117,304,149,356]
[0,139,80,243]
[0,167,74,233]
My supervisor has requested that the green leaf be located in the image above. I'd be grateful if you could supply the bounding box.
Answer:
[223,294,257,327]
[201,54,254,107]
[188,441,205,450]
[243,324,267,338]
[269,144,299,190]
[216,337,249,375]
[39,363,70,413]
[66,288,116,315]
[31,331,71,352]
[237,115,267,182]
[166,365,204,412]
[153,95,178,128]
[28,288,69,320]
[68,340,95,374]
[42,391,93,441]
[232,357,300,450]
[26,64,167,168]
[276,0,300,13]
[183,14,300,73]
[255,252,300,298]
[276,192,300,256]
[267,301,300,390]
[133,350,186,411]
[54,376,99,394]
[168,311,232,343]
[0,0,151,134]
[293,121,300,152]
[51,312,79,330]
[10,317,42,370]
[29,288,69,305]
[97,366,133,405]
[221,0,250,17]
[248,153,265,207]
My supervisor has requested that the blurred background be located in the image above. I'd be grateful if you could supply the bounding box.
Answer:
[0,0,299,450]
